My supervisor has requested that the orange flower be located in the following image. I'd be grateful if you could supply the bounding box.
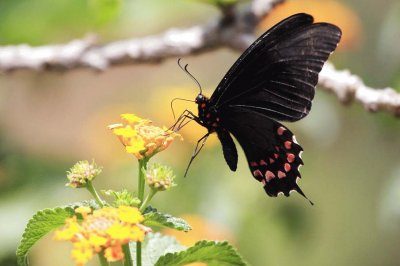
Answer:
[54,206,149,266]
[109,114,182,160]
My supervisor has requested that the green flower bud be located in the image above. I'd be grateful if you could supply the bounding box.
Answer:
[103,189,141,207]
[66,160,102,188]
[146,163,176,191]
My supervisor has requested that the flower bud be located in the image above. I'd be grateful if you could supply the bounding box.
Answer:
[103,189,141,207]
[146,163,176,191]
[66,160,102,188]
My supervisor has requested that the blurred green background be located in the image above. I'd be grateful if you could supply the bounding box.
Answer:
[1,0,400,265]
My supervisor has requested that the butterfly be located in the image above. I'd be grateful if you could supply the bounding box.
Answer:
[173,13,341,204]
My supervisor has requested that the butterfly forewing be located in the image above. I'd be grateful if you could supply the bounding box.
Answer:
[211,14,341,122]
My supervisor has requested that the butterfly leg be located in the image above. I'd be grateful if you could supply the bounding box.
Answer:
[184,133,210,177]
[169,109,198,131]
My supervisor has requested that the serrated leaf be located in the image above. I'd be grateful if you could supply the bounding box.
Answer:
[144,209,191,232]
[155,240,247,266]
[130,233,186,266]
[16,201,97,266]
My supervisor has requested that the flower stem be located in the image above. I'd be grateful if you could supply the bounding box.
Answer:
[136,158,148,266]
[136,242,142,266]
[98,251,109,266]
[138,158,148,202]
[122,244,133,266]
[139,189,157,212]
[86,181,104,207]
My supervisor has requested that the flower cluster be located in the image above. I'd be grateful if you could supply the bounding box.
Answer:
[54,206,149,265]
[66,160,102,188]
[109,114,181,160]
[146,163,176,191]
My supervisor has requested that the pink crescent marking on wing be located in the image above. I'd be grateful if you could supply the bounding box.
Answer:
[277,126,286,135]
[287,153,295,163]
[278,171,286,178]
[284,141,292,150]
[265,171,275,181]
[284,163,291,172]
[253,169,263,177]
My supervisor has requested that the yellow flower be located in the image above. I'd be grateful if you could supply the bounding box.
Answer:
[118,205,144,224]
[75,206,92,216]
[104,245,124,262]
[54,206,150,266]
[71,245,93,266]
[54,217,81,241]
[109,114,182,160]
[121,113,141,124]
[125,139,146,155]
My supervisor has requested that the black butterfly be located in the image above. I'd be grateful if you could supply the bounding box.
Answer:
[174,13,341,204]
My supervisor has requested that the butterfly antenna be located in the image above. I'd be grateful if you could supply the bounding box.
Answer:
[170,97,195,122]
[177,58,203,95]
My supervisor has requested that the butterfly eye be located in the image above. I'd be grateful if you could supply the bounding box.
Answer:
[195,94,204,103]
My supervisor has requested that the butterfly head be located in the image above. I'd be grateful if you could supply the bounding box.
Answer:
[195,94,208,104]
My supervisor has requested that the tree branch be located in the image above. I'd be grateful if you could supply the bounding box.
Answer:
[0,0,399,117]
[0,0,283,72]
[320,62,400,117]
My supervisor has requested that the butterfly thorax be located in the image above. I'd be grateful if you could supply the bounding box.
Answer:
[195,94,220,132]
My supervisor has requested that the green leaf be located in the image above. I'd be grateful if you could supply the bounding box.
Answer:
[143,208,191,232]
[130,233,186,266]
[155,241,248,266]
[16,201,97,266]
[88,0,122,26]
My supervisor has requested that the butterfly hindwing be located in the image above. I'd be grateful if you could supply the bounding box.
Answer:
[220,107,311,201]
[211,13,342,122]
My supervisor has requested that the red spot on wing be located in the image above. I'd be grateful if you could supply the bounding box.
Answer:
[260,160,267,166]
[278,171,286,178]
[287,153,295,163]
[201,103,206,108]
[253,170,263,177]
[269,158,275,164]
[250,161,258,167]
[266,171,275,181]
[274,153,279,159]
[277,126,286,135]
[284,163,291,172]
[284,141,292,149]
